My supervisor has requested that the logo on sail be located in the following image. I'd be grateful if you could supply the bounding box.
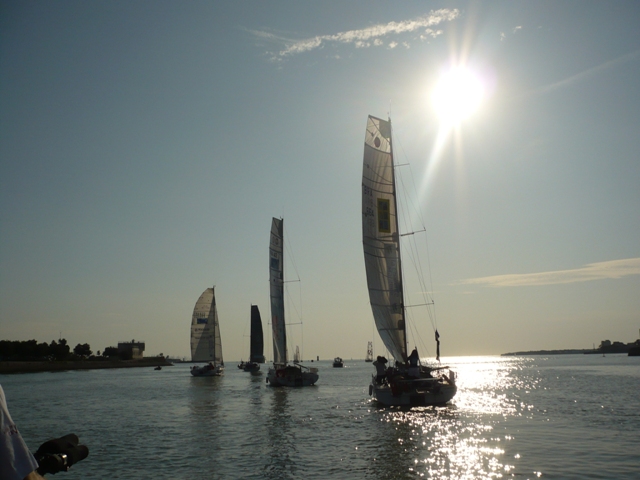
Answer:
[377,198,391,233]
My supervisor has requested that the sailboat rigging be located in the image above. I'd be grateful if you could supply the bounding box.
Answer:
[266,217,319,387]
[362,115,456,406]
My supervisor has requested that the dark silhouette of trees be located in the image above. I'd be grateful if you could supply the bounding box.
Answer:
[0,339,72,361]
[49,339,70,360]
[102,346,119,358]
[73,343,92,357]
[1,340,151,362]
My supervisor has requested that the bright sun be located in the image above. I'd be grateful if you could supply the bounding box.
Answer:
[431,67,484,125]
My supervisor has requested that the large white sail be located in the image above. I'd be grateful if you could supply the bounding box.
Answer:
[362,115,407,363]
[269,217,287,366]
[190,287,223,364]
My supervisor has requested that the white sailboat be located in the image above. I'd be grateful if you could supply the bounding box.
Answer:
[266,217,319,387]
[365,341,373,362]
[293,345,300,364]
[190,286,224,376]
[362,115,456,406]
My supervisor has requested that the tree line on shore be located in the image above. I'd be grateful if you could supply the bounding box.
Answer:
[0,339,131,361]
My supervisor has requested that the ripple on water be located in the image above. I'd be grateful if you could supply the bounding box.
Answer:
[2,356,639,479]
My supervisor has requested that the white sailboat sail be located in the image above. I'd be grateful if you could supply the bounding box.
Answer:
[269,217,287,366]
[191,287,215,362]
[293,345,300,364]
[190,287,224,376]
[362,115,407,364]
[366,341,373,362]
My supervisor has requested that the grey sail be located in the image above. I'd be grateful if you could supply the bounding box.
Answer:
[211,289,223,365]
[191,287,217,362]
[269,217,287,366]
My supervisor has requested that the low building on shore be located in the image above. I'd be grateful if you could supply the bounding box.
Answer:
[118,340,145,360]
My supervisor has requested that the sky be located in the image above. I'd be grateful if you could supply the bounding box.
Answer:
[1,0,639,361]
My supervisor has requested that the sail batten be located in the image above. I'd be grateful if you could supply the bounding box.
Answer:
[362,115,407,363]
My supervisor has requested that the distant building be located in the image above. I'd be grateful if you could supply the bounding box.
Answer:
[118,340,145,360]
[596,339,636,354]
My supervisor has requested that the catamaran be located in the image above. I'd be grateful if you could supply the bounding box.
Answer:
[362,115,457,406]
[240,305,265,372]
[190,286,224,377]
[266,217,319,387]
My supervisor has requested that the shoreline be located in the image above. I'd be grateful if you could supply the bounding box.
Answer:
[501,349,634,356]
[0,357,173,374]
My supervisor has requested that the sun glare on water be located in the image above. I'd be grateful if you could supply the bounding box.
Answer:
[431,67,484,126]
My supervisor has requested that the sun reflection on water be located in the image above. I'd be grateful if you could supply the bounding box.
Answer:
[370,356,538,478]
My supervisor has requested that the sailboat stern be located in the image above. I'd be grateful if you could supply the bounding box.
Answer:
[190,363,224,377]
[267,364,319,387]
[369,372,457,407]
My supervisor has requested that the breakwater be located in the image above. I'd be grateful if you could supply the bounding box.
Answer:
[0,357,172,374]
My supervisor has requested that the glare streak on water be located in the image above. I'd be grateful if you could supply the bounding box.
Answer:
[1,354,638,479]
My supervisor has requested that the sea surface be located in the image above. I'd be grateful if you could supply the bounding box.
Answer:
[1,354,639,479]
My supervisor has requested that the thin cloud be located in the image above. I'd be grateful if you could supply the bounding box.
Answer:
[251,9,460,61]
[533,49,640,95]
[460,258,640,287]
[500,25,522,42]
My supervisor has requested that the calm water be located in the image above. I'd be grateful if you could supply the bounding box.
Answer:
[2,354,639,479]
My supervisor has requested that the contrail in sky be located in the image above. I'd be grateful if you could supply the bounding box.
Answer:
[533,49,640,95]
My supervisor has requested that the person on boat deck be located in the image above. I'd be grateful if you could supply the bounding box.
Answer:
[373,356,388,384]
[407,348,420,378]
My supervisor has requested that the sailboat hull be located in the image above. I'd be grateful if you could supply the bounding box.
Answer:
[370,376,456,407]
[190,364,224,377]
[243,362,260,372]
[266,366,319,387]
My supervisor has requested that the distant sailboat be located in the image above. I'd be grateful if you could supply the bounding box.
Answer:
[293,345,300,364]
[266,218,319,387]
[362,115,456,406]
[190,287,224,377]
[365,341,373,362]
[241,305,265,372]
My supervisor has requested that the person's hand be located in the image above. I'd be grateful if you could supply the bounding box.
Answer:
[34,434,88,475]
